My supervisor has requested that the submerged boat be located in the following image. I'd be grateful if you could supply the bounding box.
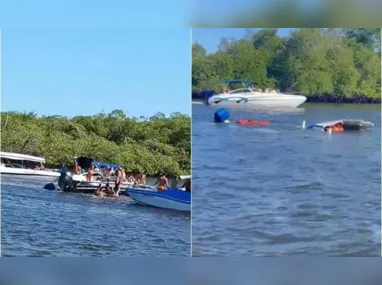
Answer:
[206,80,307,108]
[0,152,60,182]
[306,119,374,132]
[127,175,191,212]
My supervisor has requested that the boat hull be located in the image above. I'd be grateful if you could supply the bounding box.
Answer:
[0,168,60,184]
[127,188,191,212]
[207,93,307,108]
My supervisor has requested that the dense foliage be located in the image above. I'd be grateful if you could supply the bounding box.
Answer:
[1,110,190,176]
[192,28,381,102]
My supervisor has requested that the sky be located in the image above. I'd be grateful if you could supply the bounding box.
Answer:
[1,28,191,117]
[192,28,293,54]
[0,0,189,28]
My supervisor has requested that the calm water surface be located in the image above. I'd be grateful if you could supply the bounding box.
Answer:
[192,103,381,256]
[2,181,190,256]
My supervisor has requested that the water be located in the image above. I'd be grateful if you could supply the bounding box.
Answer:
[192,103,381,256]
[2,181,190,256]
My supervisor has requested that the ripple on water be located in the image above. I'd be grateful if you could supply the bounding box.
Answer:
[192,103,381,256]
[2,183,190,256]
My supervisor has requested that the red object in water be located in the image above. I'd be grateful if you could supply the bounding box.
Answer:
[325,123,344,132]
[236,120,270,126]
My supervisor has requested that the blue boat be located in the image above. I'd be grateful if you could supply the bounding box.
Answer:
[127,176,191,212]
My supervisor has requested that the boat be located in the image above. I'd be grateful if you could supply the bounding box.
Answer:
[57,157,134,194]
[206,80,307,108]
[0,151,60,182]
[306,119,374,132]
[127,175,191,212]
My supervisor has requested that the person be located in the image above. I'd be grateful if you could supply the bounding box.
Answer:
[87,165,95,181]
[73,162,82,175]
[95,183,105,197]
[155,174,169,191]
[137,172,146,185]
[127,173,135,183]
[120,167,127,182]
[113,170,122,197]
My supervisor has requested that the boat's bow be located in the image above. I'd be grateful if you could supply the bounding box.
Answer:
[127,188,191,212]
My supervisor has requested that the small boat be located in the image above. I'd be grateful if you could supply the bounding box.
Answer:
[127,176,191,212]
[127,188,190,212]
[306,119,374,132]
[236,120,270,126]
[206,80,307,108]
[0,151,60,182]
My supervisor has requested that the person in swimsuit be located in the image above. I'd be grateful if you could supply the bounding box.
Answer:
[137,172,147,185]
[87,166,95,181]
[155,174,169,191]
[113,170,122,197]
[95,183,105,197]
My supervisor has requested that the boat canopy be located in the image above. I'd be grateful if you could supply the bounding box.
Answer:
[0,151,45,163]
[92,161,120,169]
[220,80,254,88]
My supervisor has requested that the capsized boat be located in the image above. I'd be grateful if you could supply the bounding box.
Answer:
[206,80,307,108]
[127,175,191,212]
[306,119,374,132]
[0,151,60,182]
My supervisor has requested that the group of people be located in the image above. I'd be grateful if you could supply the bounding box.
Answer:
[72,162,173,198]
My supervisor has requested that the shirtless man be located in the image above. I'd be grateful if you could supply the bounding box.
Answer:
[155,174,169,191]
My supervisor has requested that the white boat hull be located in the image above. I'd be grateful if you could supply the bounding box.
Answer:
[207,93,307,108]
[128,190,190,212]
[0,167,60,183]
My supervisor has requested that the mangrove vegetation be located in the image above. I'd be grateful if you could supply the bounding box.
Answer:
[192,28,381,103]
[1,110,191,176]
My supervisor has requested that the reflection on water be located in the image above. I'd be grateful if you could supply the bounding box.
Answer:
[2,182,190,256]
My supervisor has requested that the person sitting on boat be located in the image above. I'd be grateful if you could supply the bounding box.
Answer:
[137,172,146,185]
[73,162,82,175]
[127,173,135,183]
[155,174,169,191]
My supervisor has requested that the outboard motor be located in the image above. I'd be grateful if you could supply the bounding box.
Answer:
[58,171,75,192]
[201,90,216,105]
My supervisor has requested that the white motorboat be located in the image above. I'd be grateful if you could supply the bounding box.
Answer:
[206,80,307,108]
[0,151,60,182]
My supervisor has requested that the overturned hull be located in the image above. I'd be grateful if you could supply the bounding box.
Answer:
[307,119,374,132]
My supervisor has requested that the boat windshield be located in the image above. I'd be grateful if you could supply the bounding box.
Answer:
[0,157,44,169]
[228,88,253,94]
